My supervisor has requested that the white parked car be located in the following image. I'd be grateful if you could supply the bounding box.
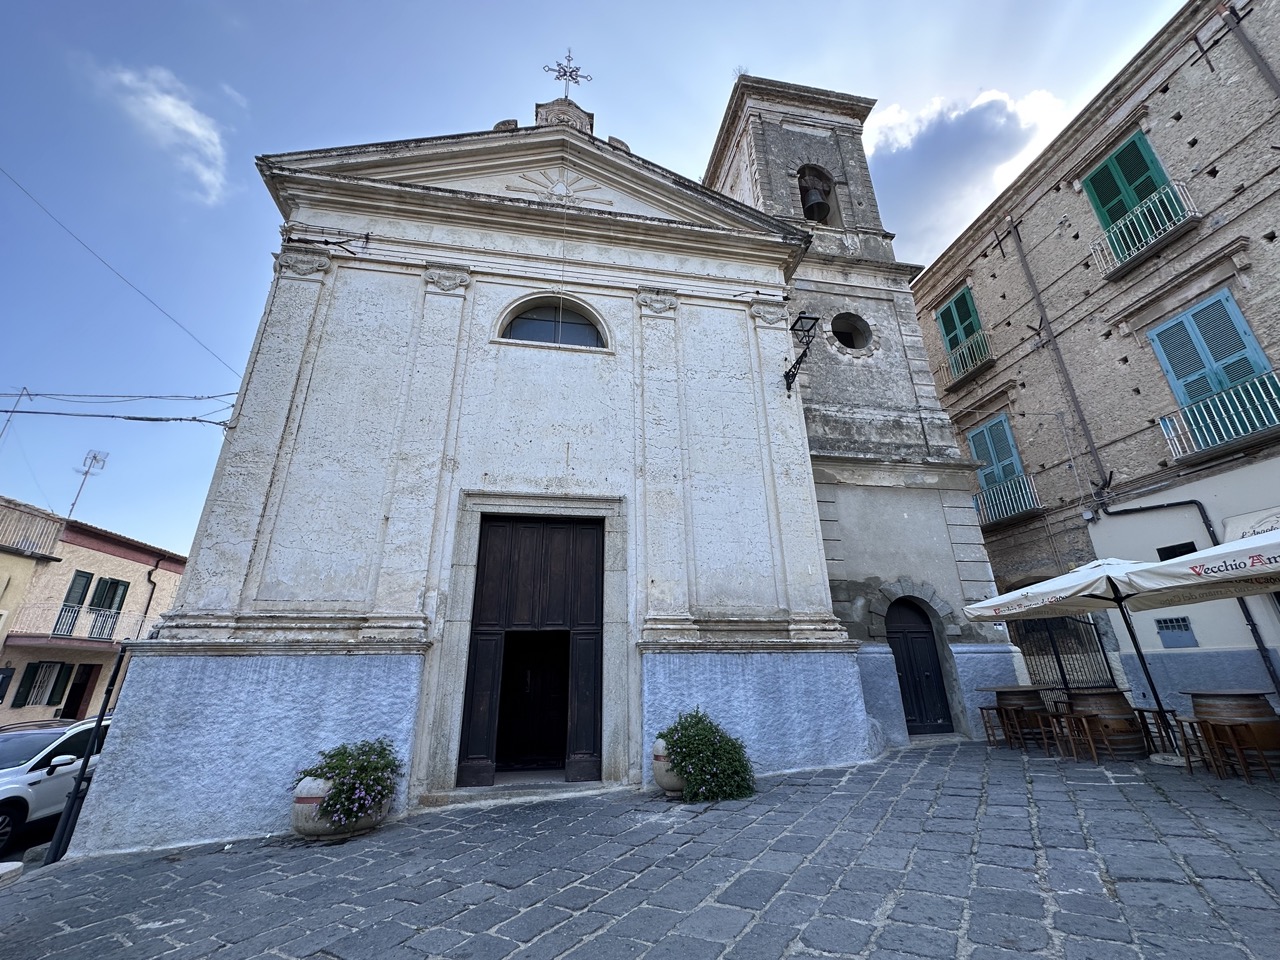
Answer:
[0,717,111,853]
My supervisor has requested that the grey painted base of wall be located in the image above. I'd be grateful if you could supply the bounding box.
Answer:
[1119,648,1280,715]
[857,642,1025,745]
[951,643,1025,739]
[641,650,881,785]
[855,646,909,747]
[70,653,423,857]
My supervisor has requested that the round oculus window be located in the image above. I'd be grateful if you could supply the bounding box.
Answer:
[831,313,871,350]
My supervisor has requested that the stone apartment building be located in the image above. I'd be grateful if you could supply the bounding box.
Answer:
[913,0,1280,707]
[72,75,1018,854]
[0,495,186,721]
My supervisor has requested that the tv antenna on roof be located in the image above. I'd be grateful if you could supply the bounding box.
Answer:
[68,449,108,518]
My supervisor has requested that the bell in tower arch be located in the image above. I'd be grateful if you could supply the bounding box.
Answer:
[797,166,834,223]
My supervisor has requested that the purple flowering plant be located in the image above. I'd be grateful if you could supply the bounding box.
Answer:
[656,708,754,803]
[295,737,404,827]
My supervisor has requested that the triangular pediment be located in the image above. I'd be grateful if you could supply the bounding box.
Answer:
[258,124,797,236]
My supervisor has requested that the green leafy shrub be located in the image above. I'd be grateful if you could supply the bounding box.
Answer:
[657,708,754,802]
[295,737,404,828]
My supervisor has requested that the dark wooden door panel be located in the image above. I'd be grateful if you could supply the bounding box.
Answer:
[509,522,543,628]
[473,522,511,627]
[542,523,572,628]
[459,516,605,786]
[572,523,603,627]
[886,600,953,736]
[566,629,602,781]
[457,629,505,786]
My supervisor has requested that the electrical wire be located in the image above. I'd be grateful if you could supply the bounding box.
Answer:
[0,164,243,379]
[3,410,229,427]
[0,392,237,404]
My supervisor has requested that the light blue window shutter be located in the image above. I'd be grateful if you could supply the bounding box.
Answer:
[1187,292,1269,388]
[968,416,1022,489]
[1150,319,1214,405]
[1150,291,1271,404]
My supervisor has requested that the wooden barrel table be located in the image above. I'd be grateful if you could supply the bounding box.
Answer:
[1184,690,1280,764]
[1069,689,1147,760]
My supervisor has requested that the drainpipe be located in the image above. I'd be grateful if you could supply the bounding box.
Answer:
[1219,3,1280,99]
[1100,498,1280,699]
[1006,218,1108,489]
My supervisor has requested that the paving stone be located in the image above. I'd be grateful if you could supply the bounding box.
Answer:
[965,912,1051,952]
[798,916,874,954]
[716,870,787,910]
[672,904,753,942]
[968,888,1046,920]
[874,921,959,957]
[888,891,964,930]
[641,933,725,960]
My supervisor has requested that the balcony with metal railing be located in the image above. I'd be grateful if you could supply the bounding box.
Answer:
[1158,371,1280,459]
[5,602,152,647]
[940,329,994,392]
[974,473,1044,526]
[1090,181,1201,278]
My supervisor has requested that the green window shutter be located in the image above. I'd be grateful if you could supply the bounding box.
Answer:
[88,577,111,609]
[1084,164,1129,228]
[1084,132,1169,227]
[63,571,93,607]
[967,416,1023,490]
[936,287,981,351]
[1113,134,1166,203]
[46,663,74,706]
[1149,291,1271,405]
[10,663,38,709]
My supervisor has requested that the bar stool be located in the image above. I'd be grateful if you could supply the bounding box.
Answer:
[1205,720,1276,784]
[998,706,1028,750]
[1134,707,1178,755]
[1174,714,1225,778]
[1057,712,1100,764]
[1027,711,1066,758]
[979,705,1006,747]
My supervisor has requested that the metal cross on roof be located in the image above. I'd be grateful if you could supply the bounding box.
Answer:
[543,49,591,98]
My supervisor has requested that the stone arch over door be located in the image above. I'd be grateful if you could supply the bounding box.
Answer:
[867,579,963,737]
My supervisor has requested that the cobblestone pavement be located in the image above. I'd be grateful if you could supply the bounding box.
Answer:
[3,743,1279,960]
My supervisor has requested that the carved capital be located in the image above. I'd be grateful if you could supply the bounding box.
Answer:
[276,249,332,277]
[424,265,472,292]
[750,301,791,325]
[636,287,679,315]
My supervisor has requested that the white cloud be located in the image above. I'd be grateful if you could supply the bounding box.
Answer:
[220,82,249,110]
[101,66,228,205]
[864,89,1070,267]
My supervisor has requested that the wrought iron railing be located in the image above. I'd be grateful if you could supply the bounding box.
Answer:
[974,473,1042,525]
[1090,181,1198,274]
[8,602,150,642]
[943,329,992,386]
[1158,371,1280,458]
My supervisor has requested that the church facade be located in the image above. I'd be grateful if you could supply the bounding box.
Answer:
[74,77,1017,854]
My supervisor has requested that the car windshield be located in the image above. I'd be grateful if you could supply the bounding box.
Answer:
[0,730,66,769]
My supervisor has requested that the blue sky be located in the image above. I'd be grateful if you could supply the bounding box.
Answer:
[0,1,1184,555]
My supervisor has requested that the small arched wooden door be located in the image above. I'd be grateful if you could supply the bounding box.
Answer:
[885,599,953,735]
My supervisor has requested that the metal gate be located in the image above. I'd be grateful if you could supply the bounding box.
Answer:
[1009,615,1118,707]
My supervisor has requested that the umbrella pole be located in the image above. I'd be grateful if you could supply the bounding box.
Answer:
[1109,579,1176,747]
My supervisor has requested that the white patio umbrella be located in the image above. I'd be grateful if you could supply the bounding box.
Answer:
[1122,528,1280,610]
[965,528,1280,742]
[963,558,1174,741]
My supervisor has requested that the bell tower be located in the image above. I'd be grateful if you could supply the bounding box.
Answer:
[704,75,897,264]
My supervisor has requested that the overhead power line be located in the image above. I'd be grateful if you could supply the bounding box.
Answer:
[3,409,230,427]
[0,391,237,404]
[0,164,243,379]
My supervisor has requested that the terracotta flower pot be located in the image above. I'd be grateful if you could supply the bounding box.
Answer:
[652,737,685,798]
[291,776,389,840]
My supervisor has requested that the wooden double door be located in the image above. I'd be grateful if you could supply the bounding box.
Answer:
[886,599,954,735]
[456,516,604,787]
